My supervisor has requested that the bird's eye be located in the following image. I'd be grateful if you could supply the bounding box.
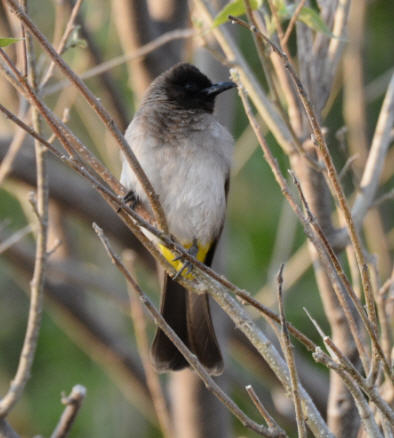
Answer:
[184,82,196,92]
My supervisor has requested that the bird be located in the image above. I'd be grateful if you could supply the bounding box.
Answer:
[120,62,236,375]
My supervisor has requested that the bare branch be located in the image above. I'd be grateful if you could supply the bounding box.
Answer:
[0,26,48,417]
[39,0,84,89]
[50,385,87,438]
[313,349,384,438]
[304,309,394,425]
[352,74,394,226]
[245,385,286,437]
[277,265,307,438]
[282,0,307,47]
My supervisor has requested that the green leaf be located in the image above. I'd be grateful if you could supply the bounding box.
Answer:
[0,37,22,48]
[298,7,332,36]
[213,0,263,27]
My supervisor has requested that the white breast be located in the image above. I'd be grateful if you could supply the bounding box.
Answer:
[120,114,233,246]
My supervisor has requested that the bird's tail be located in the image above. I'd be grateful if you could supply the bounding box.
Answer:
[151,274,223,375]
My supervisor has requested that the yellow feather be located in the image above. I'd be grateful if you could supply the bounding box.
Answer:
[159,242,210,279]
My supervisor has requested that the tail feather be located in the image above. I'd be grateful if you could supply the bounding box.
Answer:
[186,291,224,375]
[151,274,223,375]
[151,275,189,371]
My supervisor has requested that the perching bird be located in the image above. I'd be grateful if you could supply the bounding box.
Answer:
[120,63,236,375]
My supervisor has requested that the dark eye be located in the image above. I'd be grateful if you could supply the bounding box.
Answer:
[184,82,197,92]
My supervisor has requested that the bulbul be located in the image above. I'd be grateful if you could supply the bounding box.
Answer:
[120,62,236,375]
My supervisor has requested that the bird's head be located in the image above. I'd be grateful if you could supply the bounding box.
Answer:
[147,63,236,113]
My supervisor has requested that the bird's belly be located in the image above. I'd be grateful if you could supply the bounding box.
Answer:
[160,159,227,246]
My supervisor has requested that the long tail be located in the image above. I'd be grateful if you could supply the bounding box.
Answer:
[151,274,223,375]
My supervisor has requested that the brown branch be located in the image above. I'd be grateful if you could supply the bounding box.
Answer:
[288,169,370,371]
[282,0,307,47]
[352,74,394,226]
[311,346,384,437]
[277,265,306,438]
[289,170,391,376]
[39,0,84,89]
[0,29,48,418]
[304,309,394,426]
[245,385,286,437]
[50,385,86,438]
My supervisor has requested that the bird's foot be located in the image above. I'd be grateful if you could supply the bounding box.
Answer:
[173,239,198,280]
[117,190,139,213]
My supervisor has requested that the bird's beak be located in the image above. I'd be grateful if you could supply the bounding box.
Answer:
[202,81,237,97]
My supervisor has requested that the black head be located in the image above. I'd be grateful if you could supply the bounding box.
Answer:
[148,63,236,113]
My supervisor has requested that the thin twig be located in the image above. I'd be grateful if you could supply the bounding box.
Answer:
[266,0,285,41]
[50,385,87,438]
[39,0,84,89]
[352,74,394,226]
[289,169,370,370]
[245,385,286,437]
[282,0,307,47]
[289,169,391,375]
[313,350,384,438]
[0,99,167,279]
[0,31,48,417]
[277,265,307,438]
[304,308,394,426]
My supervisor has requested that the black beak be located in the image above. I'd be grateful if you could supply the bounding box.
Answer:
[202,81,237,97]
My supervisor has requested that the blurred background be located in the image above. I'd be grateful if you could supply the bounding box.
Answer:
[0,0,393,437]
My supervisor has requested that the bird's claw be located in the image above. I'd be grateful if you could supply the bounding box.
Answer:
[172,240,198,280]
[117,190,139,213]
